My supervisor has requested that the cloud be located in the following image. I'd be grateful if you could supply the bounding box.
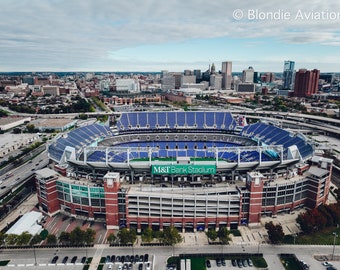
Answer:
[0,0,339,71]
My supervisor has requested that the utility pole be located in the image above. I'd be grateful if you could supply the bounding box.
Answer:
[332,232,338,261]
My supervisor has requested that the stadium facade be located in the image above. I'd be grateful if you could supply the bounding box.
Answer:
[36,111,333,231]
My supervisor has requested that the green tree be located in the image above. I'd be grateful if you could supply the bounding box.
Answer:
[141,227,153,243]
[59,231,70,245]
[218,227,231,244]
[206,229,218,242]
[70,227,85,245]
[40,229,48,240]
[46,234,57,245]
[265,221,284,244]
[17,232,32,246]
[26,124,36,133]
[161,226,182,246]
[152,230,163,243]
[6,234,18,245]
[30,234,42,245]
[78,113,88,120]
[0,232,6,245]
[107,233,117,244]
[84,228,96,244]
[117,228,137,245]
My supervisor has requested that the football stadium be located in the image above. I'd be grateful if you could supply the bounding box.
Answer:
[37,111,333,231]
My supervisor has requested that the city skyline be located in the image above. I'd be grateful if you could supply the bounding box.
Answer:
[1,0,340,72]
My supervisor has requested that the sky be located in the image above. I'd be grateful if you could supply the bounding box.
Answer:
[1,0,340,73]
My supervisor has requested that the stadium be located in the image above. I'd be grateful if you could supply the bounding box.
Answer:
[37,111,332,231]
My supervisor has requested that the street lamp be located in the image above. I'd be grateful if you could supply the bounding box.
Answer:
[332,232,338,261]
[33,245,37,266]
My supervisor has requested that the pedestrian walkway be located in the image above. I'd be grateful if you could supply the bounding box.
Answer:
[88,244,107,270]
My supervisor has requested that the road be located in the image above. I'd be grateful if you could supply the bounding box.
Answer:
[0,244,339,269]
[0,149,48,198]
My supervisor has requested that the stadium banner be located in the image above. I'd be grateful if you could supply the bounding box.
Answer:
[151,164,216,175]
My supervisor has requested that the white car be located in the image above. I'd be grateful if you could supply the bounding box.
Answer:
[322,261,332,266]
[145,262,151,270]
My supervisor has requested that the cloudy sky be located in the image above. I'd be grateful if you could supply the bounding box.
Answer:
[1,0,340,72]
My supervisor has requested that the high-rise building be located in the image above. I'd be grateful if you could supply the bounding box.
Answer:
[283,61,295,89]
[210,74,222,90]
[210,63,216,74]
[260,72,275,83]
[294,69,320,97]
[193,70,202,82]
[222,61,232,89]
[181,75,196,87]
[242,67,254,83]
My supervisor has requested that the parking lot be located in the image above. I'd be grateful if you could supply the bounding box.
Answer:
[101,254,152,270]
[205,258,256,270]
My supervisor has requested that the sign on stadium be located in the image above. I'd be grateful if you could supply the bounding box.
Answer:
[152,164,216,175]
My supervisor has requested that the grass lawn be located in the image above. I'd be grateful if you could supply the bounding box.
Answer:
[252,257,268,268]
[0,260,10,266]
[191,257,206,270]
[284,226,340,245]
[280,254,301,270]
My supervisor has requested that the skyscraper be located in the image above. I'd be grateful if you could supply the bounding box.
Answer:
[222,61,232,89]
[283,60,295,89]
[242,67,254,83]
[294,69,320,97]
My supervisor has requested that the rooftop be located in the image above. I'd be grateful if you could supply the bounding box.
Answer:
[6,211,43,235]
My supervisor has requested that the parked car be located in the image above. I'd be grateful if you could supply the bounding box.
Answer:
[51,256,58,264]
[144,254,149,262]
[221,258,226,266]
[62,256,68,264]
[71,256,77,264]
[216,258,222,267]
[206,260,211,268]
[323,262,332,267]
[145,262,151,270]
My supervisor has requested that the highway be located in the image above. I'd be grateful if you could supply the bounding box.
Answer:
[0,150,49,198]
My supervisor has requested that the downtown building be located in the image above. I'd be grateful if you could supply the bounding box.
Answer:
[283,60,295,89]
[222,61,232,89]
[294,69,320,97]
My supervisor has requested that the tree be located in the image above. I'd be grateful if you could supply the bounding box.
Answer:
[141,227,153,243]
[70,227,85,245]
[26,124,36,133]
[206,229,218,242]
[46,234,57,245]
[6,234,18,245]
[107,233,117,245]
[117,228,137,245]
[265,221,284,244]
[17,232,32,246]
[218,227,231,244]
[40,229,49,240]
[161,226,183,246]
[59,231,70,245]
[84,228,96,244]
[30,234,42,246]
[0,232,6,245]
